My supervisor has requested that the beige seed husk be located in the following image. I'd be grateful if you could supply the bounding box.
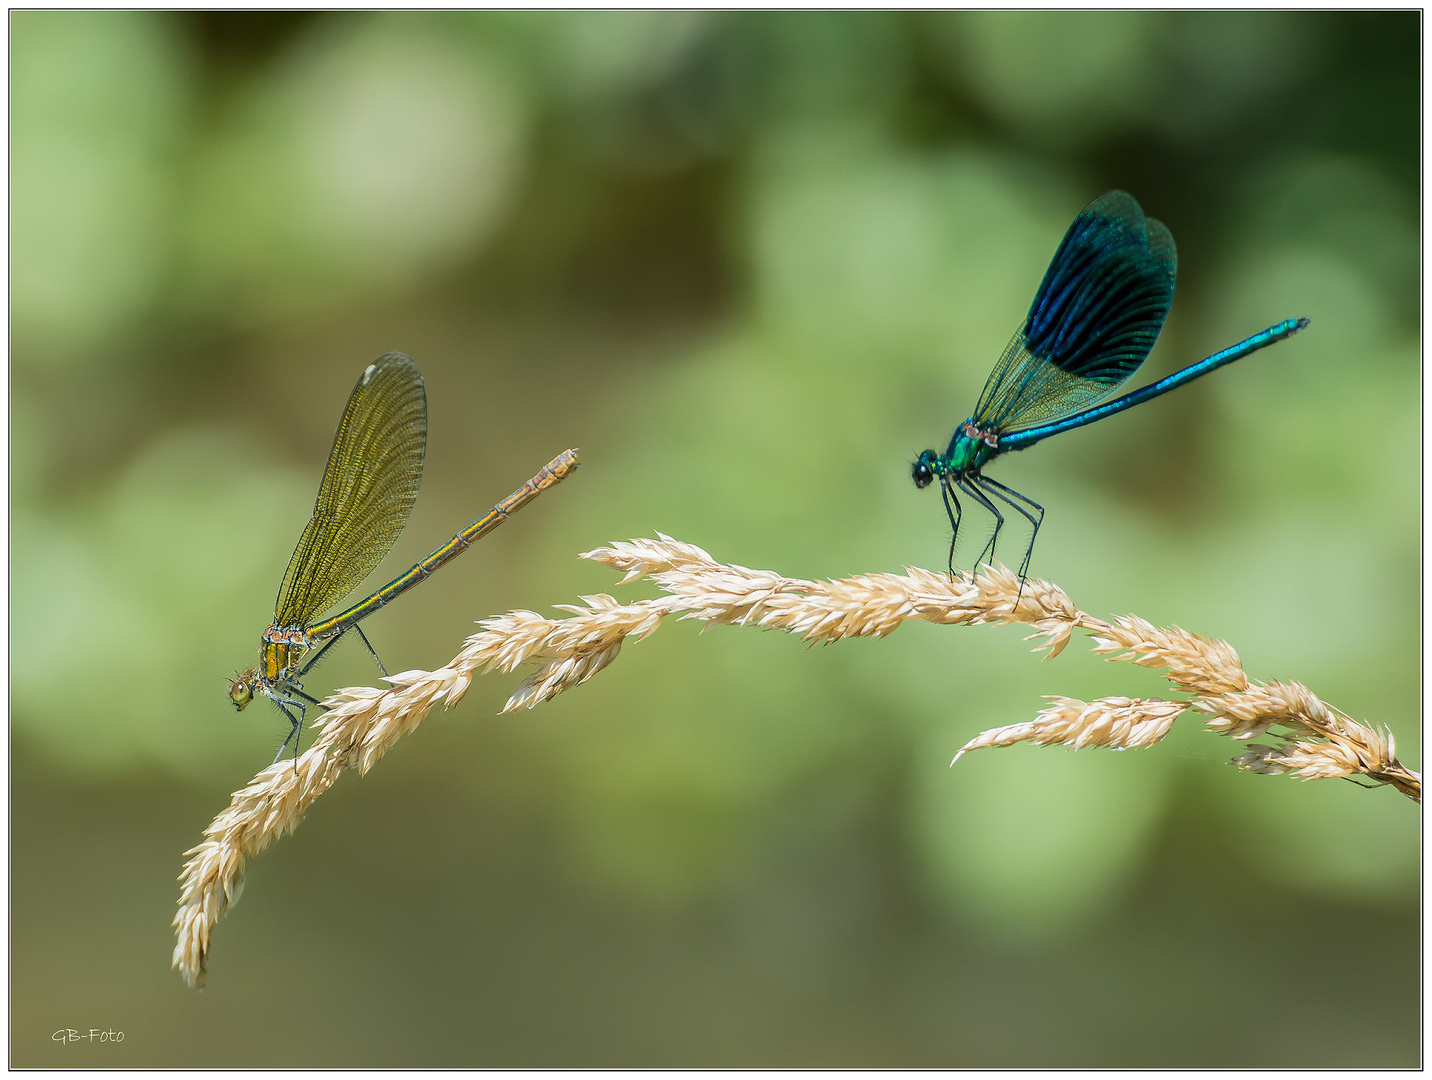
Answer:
[175,533,1417,989]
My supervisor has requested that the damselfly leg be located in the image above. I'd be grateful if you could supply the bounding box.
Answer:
[939,477,963,578]
[975,474,1045,597]
[957,475,1005,573]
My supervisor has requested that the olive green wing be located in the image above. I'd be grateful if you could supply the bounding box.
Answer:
[274,352,427,628]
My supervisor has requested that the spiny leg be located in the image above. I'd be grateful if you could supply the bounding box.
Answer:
[298,626,389,683]
[979,474,1044,529]
[353,624,389,679]
[976,475,1045,589]
[297,632,342,679]
[270,698,306,766]
[292,703,305,767]
[290,685,326,711]
[958,476,1004,572]
[939,476,963,579]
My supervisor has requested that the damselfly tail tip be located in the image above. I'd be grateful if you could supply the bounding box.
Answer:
[1294,316,1311,332]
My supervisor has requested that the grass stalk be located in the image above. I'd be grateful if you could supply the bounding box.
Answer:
[174,533,1417,988]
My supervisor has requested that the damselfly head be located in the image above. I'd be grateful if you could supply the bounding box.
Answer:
[229,670,257,711]
[911,450,939,489]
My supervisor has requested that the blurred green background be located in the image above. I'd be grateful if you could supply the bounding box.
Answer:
[11,10,1419,1068]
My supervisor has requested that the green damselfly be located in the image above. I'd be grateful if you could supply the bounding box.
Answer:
[229,352,578,762]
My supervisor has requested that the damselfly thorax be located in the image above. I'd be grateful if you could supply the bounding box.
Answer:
[228,627,313,712]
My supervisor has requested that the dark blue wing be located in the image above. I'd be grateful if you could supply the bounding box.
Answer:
[1025,190,1176,382]
[973,191,1177,430]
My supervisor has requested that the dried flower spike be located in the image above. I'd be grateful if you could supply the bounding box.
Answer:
[176,533,1417,989]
